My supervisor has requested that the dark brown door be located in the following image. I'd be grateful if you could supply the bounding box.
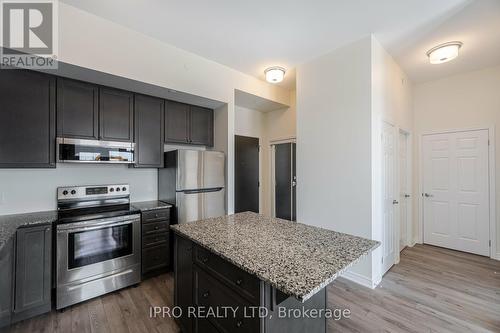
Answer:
[235,135,259,213]
[164,101,189,144]
[189,106,213,146]
[275,143,296,221]
[0,70,55,168]
[99,87,134,142]
[134,94,164,167]
[57,78,99,139]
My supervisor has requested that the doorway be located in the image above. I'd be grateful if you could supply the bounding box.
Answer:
[399,130,411,251]
[234,135,259,213]
[272,142,296,221]
[422,129,490,256]
[381,122,397,275]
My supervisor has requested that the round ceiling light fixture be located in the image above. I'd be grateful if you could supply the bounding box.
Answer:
[264,66,286,83]
[426,41,463,64]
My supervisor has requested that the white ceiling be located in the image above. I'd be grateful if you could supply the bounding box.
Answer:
[387,0,500,83]
[60,0,500,87]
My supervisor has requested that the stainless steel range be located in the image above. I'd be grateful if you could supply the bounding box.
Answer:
[56,184,141,309]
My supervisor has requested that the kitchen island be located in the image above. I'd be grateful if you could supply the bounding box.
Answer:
[170,212,379,333]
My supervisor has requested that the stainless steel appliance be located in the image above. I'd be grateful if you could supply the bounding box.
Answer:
[56,184,141,309]
[57,138,135,164]
[158,150,225,223]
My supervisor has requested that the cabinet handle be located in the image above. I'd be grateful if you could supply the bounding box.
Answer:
[236,320,243,328]
[202,292,209,298]
[235,279,243,286]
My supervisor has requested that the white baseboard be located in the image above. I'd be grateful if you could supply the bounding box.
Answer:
[341,271,380,289]
[492,253,500,261]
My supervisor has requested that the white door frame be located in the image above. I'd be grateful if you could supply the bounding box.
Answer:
[418,126,497,260]
[381,120,399,271]
[380,120,413,268]
[398,128,413,251]
[270,137,296,218]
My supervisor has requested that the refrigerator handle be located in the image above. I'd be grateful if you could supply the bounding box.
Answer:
[182,188,223,194]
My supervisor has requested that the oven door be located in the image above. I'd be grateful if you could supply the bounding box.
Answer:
[56,214,141,286]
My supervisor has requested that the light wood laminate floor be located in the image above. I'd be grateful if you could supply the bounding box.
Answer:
[5,245,500,333]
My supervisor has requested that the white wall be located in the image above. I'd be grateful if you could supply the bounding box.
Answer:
[297,36,414,286]
[0,2,291,216]
[297,37,374,280]
[413,65,500,258]
[0,164,157,214]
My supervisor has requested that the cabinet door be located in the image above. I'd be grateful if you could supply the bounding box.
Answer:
[0,70,55,168]
[189,106,213,146]
[99,87,134,142]
[0,239,14,328]
[57,78,98,139]
[14,225,51,322]
[134,94,164,167]
[165,101,189,144]
[174,235,193,333]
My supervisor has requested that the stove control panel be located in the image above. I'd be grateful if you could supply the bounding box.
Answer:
[57,184,129,200]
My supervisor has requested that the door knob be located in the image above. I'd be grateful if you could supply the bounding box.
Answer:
[424,193,434,198]
[393,200,399,205]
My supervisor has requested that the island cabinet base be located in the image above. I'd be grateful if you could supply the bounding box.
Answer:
[174,234,327,333]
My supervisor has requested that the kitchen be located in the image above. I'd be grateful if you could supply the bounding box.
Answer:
[0,61,378,332]
[1,1,500,333]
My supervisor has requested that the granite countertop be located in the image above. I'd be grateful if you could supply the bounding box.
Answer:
[131,200,173,212]
[171,211,380,302]
[0,210,58,252]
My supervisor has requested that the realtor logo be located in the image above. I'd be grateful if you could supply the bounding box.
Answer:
[1,0,58,69]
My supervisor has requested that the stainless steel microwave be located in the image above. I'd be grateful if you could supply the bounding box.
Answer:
[57,138,135,164]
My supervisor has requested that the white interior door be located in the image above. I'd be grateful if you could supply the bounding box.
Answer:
[399,131,409,251]
[422,129,490,256]
[382,122,397,274]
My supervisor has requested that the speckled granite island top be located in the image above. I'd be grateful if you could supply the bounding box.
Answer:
[171,211,380,302]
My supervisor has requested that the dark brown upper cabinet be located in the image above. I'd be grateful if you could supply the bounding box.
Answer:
[164,100,189,144]
[134,94,165,167]
[164,101,214,146]
[0,70,56,168]
[99,87,134,142]
[57,78,99,140]
[190,106,214,146]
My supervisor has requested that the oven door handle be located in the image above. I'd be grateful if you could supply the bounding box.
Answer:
[57,219,138,233]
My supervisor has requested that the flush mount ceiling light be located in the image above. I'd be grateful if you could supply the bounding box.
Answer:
[264,66,286,83]
[426,41,463,64]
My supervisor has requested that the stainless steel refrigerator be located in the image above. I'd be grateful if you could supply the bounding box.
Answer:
[158,149,226,224]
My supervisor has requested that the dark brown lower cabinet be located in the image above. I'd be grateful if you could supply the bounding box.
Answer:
[13,224,52,323]
[0,239,14,328]
[141,208,171,277]
[173,234,327,333]
[174,235,194,333]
